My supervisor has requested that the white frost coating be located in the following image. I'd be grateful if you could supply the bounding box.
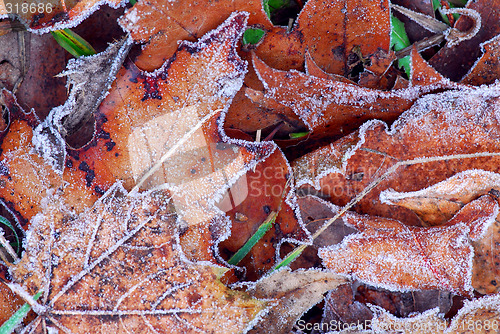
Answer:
[32,36,132,174]
[461,34,500,82]
[380,169,500,205]
[294,119,379,191]
[447,294,500,333]
[319,221,476,295]
[10,181,270,333]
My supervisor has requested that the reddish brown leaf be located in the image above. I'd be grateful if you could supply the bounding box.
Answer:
[381,170,500,226]
[8,184,268,333]
[120,0,272,71]
[429,0,500,81]
[319,200,497,295]
[0,0,123,31]
[253,49,456,141]
[461,35,500,86]
[369,294,500,334]
[255,0,391,76]
[293,86,500,225]
[219,143,309,280]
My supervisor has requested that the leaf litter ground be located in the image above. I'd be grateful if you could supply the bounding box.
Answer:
[1,0,500,333]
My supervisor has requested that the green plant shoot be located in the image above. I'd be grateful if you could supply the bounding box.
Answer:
[0,291,42,334]
[0,216,20,255]
[228,212,277,265]
[242,28,266,45]
[289,131,309,139]
[51,29,96,58]
[390,14,411,77]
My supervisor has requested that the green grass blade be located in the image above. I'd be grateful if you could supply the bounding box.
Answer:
[289,131,309,139]
[0,216,20,254]
[228,213,277,266]
[129,0,137,4]
[242,28,265,45]
[51,29,96,58]
[390,14,411,77]
[0,291,42,334]
[272,244,306,272]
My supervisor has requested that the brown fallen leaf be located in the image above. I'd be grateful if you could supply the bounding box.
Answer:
[293,86,500,225]
[0,89,97,224]
[255,0,391,76]
[380,169,500,226]
[461,35,500,86]
[319,195,498,295]
[429,0,500,81]
[120,0,272,71]
[0,0,123,31]
[253,48,458,141]
[7,183,268,333]
[247,268,346,334]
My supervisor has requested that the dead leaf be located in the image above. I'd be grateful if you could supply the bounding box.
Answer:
[253,48,458,141]
[247,268,346,334]
[0,89,97,224]
[255,0,391,76]
[120,0,272,71]
[319,196,498,295]
[380,169,500,226]
[8,183,268,333]
[429,0,500,81]
[461,35,500,86]
[368,294,500,334]
[293,86,500,225]
[0,30,67,117]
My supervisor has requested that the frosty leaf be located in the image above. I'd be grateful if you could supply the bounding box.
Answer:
[428,0,500,81]
[255,0,391,76]
[461,34,500,86]
[119,0,272,71]
[253,49,457,140]
[33,37,132,174]
[247,268,346,334]
[472,212,500,294]
[381,170,500,225]
[319,198,497,295]
[63,12,307,265]
[0,0,124,32]
[8,183,268,333]
[293,86,500,225]
[0,90,97,223]
[219,148,310,280]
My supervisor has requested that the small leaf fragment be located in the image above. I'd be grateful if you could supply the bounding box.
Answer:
[243,28,265,45]
[390,14,411,76]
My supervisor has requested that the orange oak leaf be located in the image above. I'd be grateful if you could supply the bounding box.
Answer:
[8,183,268,334]
[293,86,500,226]
[319,194,498,295]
